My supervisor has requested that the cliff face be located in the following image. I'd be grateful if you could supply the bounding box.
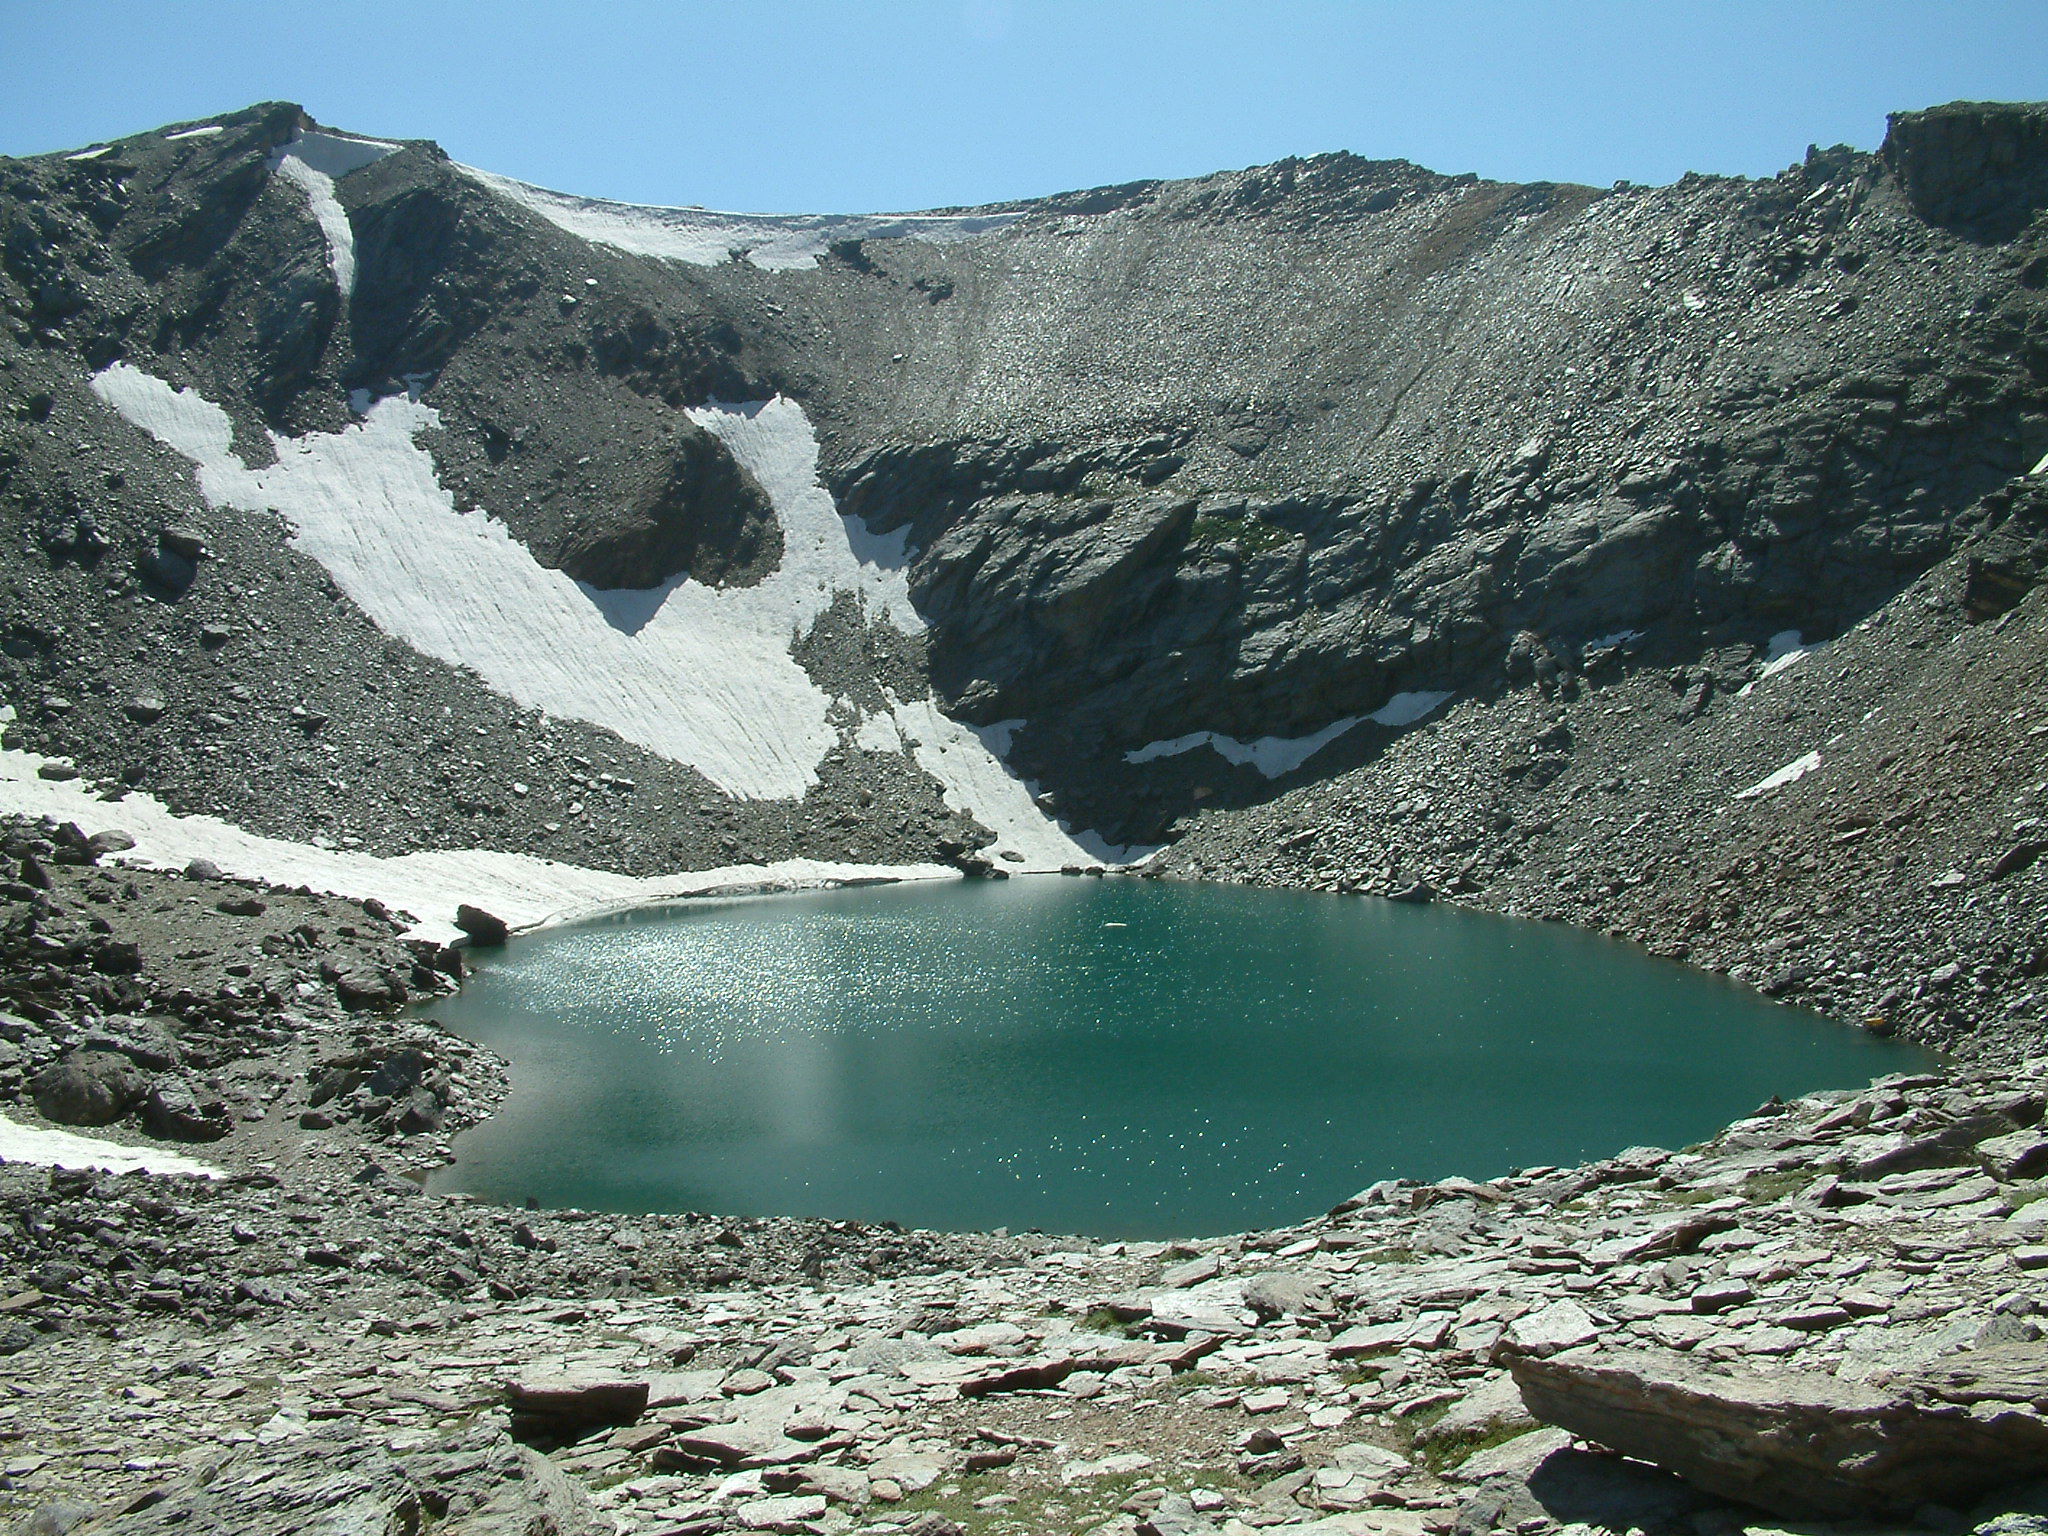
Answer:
[789,107,2048,839]
[2,100,2047,864]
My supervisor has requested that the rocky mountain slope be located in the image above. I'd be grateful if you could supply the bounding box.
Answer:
[7,99,2048,868]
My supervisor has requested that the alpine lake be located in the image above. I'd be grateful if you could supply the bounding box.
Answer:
[428,876,1930,1239]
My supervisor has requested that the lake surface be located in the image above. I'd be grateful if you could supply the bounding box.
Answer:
[431,876,1928,1237]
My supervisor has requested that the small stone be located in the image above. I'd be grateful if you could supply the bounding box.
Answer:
[1241,1386,1291,1414]
[1506,1298,1602,1353]
[1161,1252,1223,1288]
[1774,1305,1852,1332]
[1690,1280,1754,1314]
[1061,1452,1154,1482]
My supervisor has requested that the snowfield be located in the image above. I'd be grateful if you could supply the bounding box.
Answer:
[88,367,1105,870]
[456,165,1019,270]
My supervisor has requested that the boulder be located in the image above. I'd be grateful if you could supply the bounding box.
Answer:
[334,968,407,1010]
[1501,1342,2048,1518]
[658,1418,821,1469]
[142,1077,233,1142]
[30,1051,148,1125]
[1417,1371,1537,1451]
[1979,1130,2048,1181]
[456,903,511,946]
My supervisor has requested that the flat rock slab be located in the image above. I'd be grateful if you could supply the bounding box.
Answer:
[662,1419,820,1469]
[503,1370,649,1432]
[1502,1342,2048,1518]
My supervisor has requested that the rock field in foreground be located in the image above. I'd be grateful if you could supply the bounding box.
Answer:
[4,1044,2048,1535]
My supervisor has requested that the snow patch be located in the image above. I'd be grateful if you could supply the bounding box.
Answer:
[457,165,1019,271]
[0,1112,224,1178]
[1739,630,1820,695]
[851,710,903,754]
[89,367,1106,869]
[1368,690,1454,730]
[285,130,400,178]
[269,132,399,298]
[1736,751,1821,800]
[165,124,224,141]
[1581,629,1643,654]
[1123,692,1451,778]
[64,146,113,161]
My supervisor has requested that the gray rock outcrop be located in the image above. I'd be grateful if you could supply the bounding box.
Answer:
[30,1051,147,1126]
[1501,1342,2048,1518]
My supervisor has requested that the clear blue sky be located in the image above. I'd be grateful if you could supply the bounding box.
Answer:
[4,1,2045,213]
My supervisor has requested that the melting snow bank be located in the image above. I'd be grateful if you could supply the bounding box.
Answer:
[0,1112,223,1178]
[88,367,1105,869]
[0,729,957,945]
[1739,629,1822,695]
[458,164,1019,271]
[268,131,399,297]
[1737,750,1822,800]
[1124,692,1453,779]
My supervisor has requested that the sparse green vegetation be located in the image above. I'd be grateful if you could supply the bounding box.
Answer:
[1188,512,1293,554]
[1358,1245,1417,1264]
[1080,1307,1138,1337]
[1413,1419,1538,1476]
[1742,1167,1818,1203]
[890,1465,1229,1536]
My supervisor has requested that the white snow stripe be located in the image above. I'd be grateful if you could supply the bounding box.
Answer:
[457,164,1019,271]
[274,156,359,295]
[0,725,958,944]
[1123,691,1451,778]
[268,132,400,300]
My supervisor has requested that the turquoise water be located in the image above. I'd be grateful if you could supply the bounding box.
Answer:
[430,876,1927,1238]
